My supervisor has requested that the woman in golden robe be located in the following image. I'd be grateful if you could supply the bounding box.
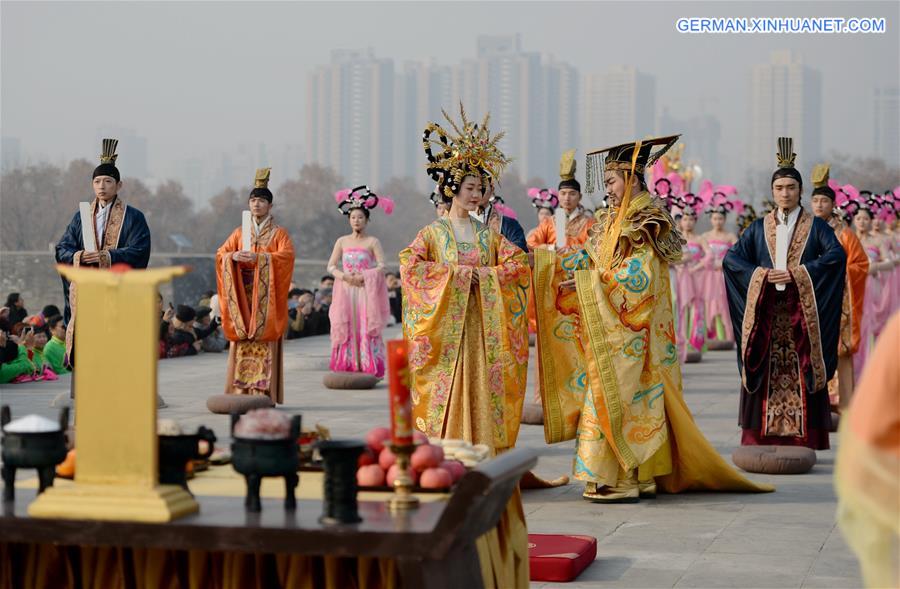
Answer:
[216,168,295,405]
[400,106,531,588]
[541,135,772,502]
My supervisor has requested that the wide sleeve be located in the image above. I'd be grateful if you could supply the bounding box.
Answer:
[55,212,83,265]
[476,234,531,447]
[258,229,295,340]
[794,220,846,389]
[399,228,467,341]
[502,217,529,253]
[532,245,590,444]
[107,209,152,269]
[723,220,769,374]
[842,229,870,353]
[215,228,246,341]
[399,227,473,438]
[526,217,553,249]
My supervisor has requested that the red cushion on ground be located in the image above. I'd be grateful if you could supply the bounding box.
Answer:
[528,533,596,582]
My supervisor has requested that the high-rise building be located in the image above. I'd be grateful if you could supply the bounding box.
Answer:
[455,35,577,183]
[1,136,21,172]
[584,66,656,152]
[95,127,149,179]
[308,37,578,188]
[306,48,394,187]
[658,109,722,183]
[874,86,899,168]
[544,58,579,178]
[395,61,453,188]
[749,51,822,175]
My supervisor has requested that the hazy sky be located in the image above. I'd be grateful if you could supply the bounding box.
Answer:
[2,1,898,192]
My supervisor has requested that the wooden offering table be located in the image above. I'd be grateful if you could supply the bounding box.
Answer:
[0,448,536,589]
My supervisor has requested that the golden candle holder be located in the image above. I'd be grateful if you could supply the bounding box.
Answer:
[387,443,419,511]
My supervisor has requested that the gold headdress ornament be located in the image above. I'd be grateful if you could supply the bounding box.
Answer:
[422,102,511,199]
[559,149,577,181]
[254,167,271,189]
[811,163,830,189]
[586,134,680,268]
[776,137,796,169]
[99,138,118,165]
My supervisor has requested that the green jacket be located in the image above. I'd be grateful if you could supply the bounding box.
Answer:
[43,336,69,374]
[0,345,37,384]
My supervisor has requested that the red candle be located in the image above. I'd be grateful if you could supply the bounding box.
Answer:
[388,339,413,446]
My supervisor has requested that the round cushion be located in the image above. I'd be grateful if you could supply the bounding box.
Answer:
[206,393,274,415]
[323,371,379,390]
[707,340,735,351]
[684,350,702,364]
[731,446,816,475]
[520,403,544,425]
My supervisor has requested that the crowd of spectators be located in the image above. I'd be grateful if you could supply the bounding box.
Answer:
[1,274,403,380]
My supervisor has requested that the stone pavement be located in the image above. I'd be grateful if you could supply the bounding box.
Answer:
[0,326,861,588]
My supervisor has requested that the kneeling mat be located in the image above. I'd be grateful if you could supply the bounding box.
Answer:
[732,445,816,475]
[528,534,596,582]
[206,394,274,414]
[323,371,379,390]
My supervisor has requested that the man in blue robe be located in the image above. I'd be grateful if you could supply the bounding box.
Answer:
[55,138,152,364]
[724,137,845,450]
[475,180,528,252]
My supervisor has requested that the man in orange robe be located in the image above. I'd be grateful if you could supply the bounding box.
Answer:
[810,164,869,410]
[526,151,596,251]
[216,168,295,404]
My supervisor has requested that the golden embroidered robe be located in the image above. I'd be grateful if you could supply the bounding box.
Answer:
[528,209,596,409]
[216,218,294,404]
[399,217,530,451]
[400,217,532,589]
[547,192,772,493]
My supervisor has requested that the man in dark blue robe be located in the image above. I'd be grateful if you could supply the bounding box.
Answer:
[724,138,845,450]
[55,139,151,364]
[475,181,528,252]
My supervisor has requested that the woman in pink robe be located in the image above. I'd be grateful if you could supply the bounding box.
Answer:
[327,187,393,378]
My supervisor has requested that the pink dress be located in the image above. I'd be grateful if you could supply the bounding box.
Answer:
[328,248,389,378]
[854,244,891,377]
[675,240,706,355]
[702,239,735,342]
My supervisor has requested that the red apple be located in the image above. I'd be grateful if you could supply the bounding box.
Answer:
[366,427,392,454]
[413,430,428,445]
[420,467,453,489]
[356,464,386,487]
[439,460,466,482]
[357,449,376,468]
[411,444,443,472]
[386,463,418,487]
[378,447,397,470]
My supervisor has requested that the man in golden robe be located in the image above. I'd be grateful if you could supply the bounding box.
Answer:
[216,168,295,405]
[528,151,595,418]
[810,164,869,410]
[542,135,772,503]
